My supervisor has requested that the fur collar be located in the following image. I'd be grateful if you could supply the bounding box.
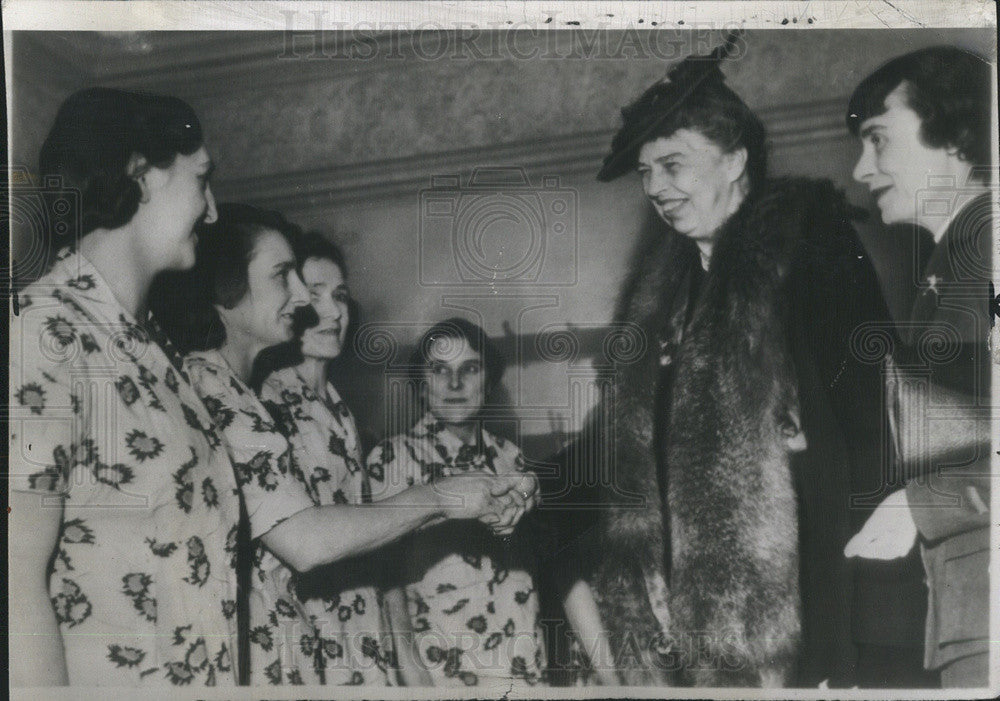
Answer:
[593,177,858,685]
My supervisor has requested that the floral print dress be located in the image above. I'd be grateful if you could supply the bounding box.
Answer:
[258,365,391,686]
[9,249,240,687]
[367,413,546,688]
[185,352,392,686]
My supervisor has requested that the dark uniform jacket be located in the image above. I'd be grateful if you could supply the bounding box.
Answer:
[895,192,993,671]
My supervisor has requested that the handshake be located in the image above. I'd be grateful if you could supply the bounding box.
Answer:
[435,470,541,536]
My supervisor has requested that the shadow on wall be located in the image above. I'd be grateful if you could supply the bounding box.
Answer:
[327,193,927,479]
[328,323,629,454]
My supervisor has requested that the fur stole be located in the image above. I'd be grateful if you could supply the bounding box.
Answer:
[592,178,859,686]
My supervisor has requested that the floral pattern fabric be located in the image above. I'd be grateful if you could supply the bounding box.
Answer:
[9,249,240,687]
[258,366,391,686]
[367,413,546,688]
[183,350,320,685]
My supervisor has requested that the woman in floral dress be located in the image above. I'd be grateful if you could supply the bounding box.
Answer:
[256,232,390,684]
[367,318,547,688]
[10,88,240,688]
[150,207,538,686]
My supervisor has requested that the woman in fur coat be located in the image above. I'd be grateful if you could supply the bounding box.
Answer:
[554,34,893,687]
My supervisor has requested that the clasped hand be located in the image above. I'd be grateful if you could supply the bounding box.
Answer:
[436,470,540,536]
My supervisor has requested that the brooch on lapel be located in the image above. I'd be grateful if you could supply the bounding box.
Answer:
[923,274,941,296]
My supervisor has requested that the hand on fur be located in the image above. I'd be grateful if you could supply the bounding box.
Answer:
[844,489,917,559]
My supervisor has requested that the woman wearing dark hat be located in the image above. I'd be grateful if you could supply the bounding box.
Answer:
[560,32,894,687]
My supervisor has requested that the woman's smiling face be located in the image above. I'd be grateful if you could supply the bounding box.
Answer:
[637,129,747,245]
[851,84,959,229]
[221,229,308,349]
[136,145,218,273]
[299,256,350,360]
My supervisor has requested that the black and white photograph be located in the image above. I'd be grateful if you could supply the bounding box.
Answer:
[5,1,997,698]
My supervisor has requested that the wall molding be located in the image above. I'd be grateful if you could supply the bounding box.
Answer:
[215,97,850,210]
[25,30,727,96]
[15,33,854,211]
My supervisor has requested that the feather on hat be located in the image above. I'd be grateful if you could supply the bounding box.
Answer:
[597,30,744,182]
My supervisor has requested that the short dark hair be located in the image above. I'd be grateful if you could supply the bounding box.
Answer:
[409,317,506,393]
[846,46,992,170]
[39,87,204,238]
[150,202,302,353]
[294,230,348,278]
[202,203,303,310]
[617,79,768,191]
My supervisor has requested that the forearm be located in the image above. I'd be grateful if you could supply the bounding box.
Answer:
[9,489,68,686]
[261,484,446,572]
[562,578,618,685]
[10,582,68,687]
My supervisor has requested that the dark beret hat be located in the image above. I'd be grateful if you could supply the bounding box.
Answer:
[597,30,744,182]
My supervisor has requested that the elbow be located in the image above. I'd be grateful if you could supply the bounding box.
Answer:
[270,533,341,574]
[282,548,314,574]
[278,537,327,573]
[260,506,360,573]
[261,524,321,574]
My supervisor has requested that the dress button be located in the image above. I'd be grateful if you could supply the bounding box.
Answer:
[660,354,672,366]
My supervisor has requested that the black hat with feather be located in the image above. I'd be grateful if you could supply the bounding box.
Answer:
[597,30,745,182]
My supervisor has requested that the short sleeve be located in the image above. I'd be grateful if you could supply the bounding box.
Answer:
[186,360,314,540]
[366,437,421,502]
[9,309,84,494]
[257,379,298,440]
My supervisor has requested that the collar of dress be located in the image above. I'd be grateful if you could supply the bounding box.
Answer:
[414,411,488,455]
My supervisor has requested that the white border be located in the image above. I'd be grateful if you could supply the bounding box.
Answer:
[1,0,996,31]
[5,2,998,700]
